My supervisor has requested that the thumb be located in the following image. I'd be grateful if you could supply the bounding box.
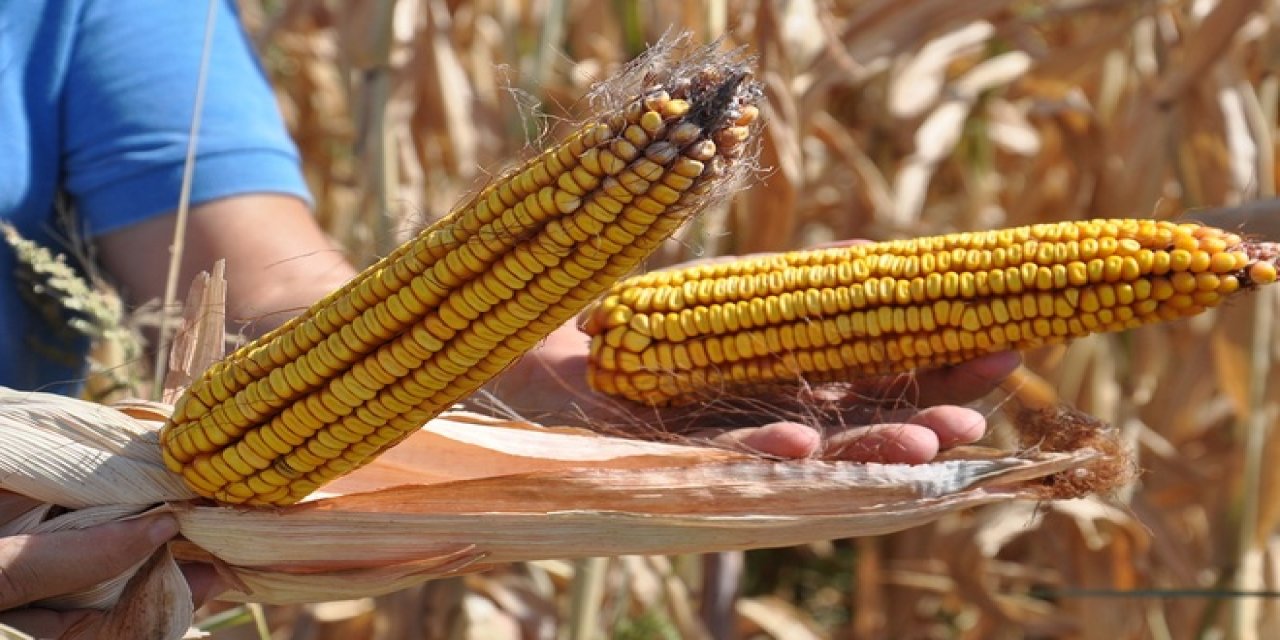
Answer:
[0,514,179,610]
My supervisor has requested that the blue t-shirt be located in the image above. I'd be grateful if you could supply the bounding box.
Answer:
[0,1,310,394]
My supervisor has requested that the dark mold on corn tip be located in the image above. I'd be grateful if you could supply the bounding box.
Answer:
[684,69,761,132]
[604,31,762,136]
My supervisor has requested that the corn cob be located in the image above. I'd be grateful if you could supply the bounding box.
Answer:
[583,219,1280,406]
[160,44,762,505]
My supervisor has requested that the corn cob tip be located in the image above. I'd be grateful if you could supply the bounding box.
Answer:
[583,219,1280,407]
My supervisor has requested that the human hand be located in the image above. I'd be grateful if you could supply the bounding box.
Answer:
[693,351,1020,463]
[462,232,1016,462]
[481,318,1019,464]
[478,238,1021,463]
[0,514,222,639]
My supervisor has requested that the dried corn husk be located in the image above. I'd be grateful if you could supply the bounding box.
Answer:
[0,350,1117,637]
[0,268,1121,640]
[0,390,1103,605]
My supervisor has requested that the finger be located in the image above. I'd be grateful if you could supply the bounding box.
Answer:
[708,422,821,458]
[0,607,97,639]
[0,492,44,524]
[700,405,988,463]
[180,563,227,608]
[823,424,941,464]
[905,405,988,448]
[0,514,178,610]
[816,404,988,448]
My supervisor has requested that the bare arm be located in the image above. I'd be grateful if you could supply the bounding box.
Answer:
[94,194,358,337]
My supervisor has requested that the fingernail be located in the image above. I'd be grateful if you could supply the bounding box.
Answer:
[146,515,180,544]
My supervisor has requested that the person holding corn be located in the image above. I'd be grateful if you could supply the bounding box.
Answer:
[0,1,1015,635]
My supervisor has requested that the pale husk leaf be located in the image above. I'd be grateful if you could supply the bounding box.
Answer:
[62,544,192,640]
[0,389,192,508]
[0,389,1100,611]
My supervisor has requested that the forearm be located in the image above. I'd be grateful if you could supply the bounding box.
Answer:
[95,194,358,338]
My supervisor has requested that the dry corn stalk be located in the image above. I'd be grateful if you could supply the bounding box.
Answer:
[584,218,1280,405]
[160,37,763,506]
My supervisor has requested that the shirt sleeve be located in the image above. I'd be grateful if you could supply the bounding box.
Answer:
[61,0,312,237]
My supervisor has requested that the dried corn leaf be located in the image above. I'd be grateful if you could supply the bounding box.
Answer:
[888,21,994,119]
[736,595,825,640]
[892,50,1032,224]
[0,389,191,508]
[62,545,191,640]
[1210,287,1258,420]
[412,0,479,182]
[776,0,826,70]
[161,262,227,405]
[732,72,801,253]
[840,0,1018,66]
[1154,0,1262,105]
[986,98,1041,156]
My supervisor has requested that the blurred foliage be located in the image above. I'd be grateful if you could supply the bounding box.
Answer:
[197,0,1280,637]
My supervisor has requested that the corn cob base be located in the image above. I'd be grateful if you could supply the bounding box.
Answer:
[584,219,1280,406]
[160,41,762,505]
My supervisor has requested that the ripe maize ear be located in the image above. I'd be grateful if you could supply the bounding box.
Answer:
[160,44,762,505]
[583,219,1280,406]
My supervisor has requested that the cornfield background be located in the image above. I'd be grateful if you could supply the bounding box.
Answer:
[169,0,1280,637]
